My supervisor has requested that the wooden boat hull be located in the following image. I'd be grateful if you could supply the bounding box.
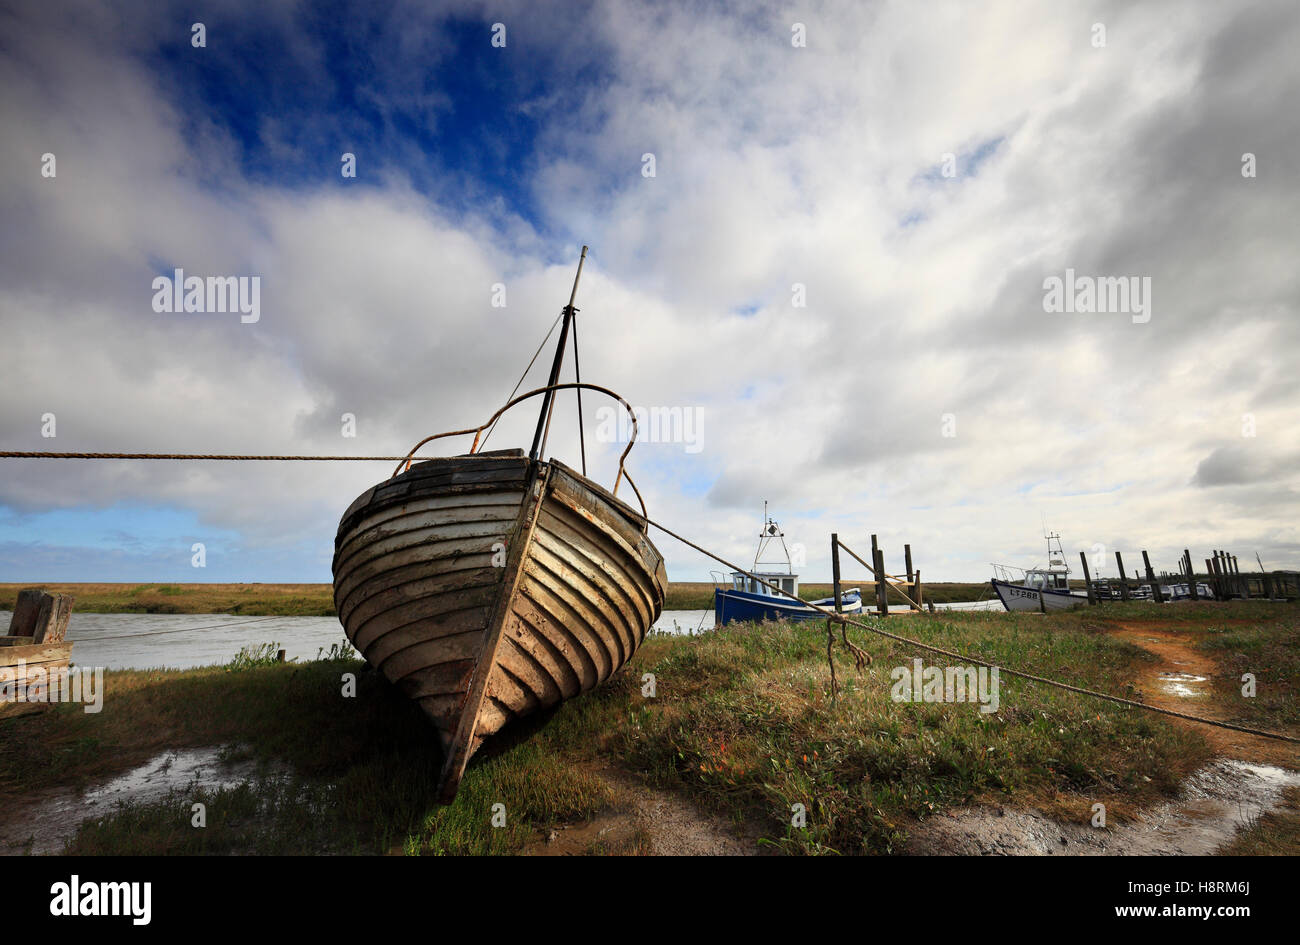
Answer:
[332,448,666,800]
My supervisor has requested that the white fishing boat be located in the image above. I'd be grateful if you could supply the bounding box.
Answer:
[990,532,1087,612]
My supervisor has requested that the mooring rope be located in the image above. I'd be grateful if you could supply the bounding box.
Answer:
[0,452,428,461]
[643,515,1300,746]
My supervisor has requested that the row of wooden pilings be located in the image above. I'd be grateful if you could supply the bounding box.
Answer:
[829,533,931,616]
[1076,547,1294,604]
[823,537,1295,616]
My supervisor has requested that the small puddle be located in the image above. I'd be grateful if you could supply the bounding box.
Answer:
[0,747,263,855]
[1158,671,1208,698]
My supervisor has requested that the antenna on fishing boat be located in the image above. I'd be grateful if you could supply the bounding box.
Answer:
[754,501,791,573]
[529,245,587,465]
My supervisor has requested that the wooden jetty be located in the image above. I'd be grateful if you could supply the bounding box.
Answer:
[1076,547,1297,605]
[830,534,928,615]
[2,588,75,702]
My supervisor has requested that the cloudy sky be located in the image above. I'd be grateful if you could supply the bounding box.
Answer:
[1,0,1297,585]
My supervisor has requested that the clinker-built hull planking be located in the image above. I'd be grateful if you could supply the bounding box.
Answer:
[332,448,666,800]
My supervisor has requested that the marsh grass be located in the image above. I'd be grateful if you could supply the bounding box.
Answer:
[226,642,283,670]
[1194,613,1300,729]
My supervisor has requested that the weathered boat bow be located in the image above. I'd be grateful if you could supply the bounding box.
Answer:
[331,249,667,802]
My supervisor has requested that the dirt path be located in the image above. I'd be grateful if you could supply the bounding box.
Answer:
[520,766,762,856]
[906,618,1299,855]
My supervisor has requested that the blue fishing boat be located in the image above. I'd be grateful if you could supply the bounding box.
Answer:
[713,510,862,626]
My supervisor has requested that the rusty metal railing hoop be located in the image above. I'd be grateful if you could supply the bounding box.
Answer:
[392,383,645,520]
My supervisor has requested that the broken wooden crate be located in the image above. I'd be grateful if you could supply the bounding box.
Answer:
[3,588,75,701]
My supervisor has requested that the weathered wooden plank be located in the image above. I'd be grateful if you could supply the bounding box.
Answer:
[517,572,604,690]
[497,612,582,700]
[363,613,489,666]
[34,593,74,643]
[539,499,656,627]
[7,589,44,637]
[0,642,73,665]
[340,567,500,630]
[529,529,638,658]
[494,632,568,706]
[382,646,477,690]
[351,586,500,652]
[522,553,625,674]
[334,545,505,614]
[334,516,519,578]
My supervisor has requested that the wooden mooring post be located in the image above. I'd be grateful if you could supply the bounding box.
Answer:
[1142,550,1164,603]
[873,547,889,617]
[830,532,843,615]
[1184,550,1198,601]
[1114,551,1131,601]
[903,542,924,610]
[1079,551,1097,605]
[1232,555,1249,598]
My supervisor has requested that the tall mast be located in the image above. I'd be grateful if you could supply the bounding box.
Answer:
[529,246,587,462]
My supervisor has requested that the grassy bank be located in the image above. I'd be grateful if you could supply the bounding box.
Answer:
[1,580,993,616]
[1196,616,1300,731]
[0,583,338,616]
[7,603,1293,855]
